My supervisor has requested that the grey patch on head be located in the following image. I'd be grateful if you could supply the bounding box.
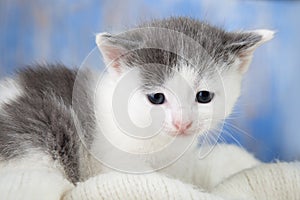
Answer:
[103,17,262,90]
[0,64,96,183]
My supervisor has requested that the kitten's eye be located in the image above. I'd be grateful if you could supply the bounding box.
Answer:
[147,93,165,105]
[196,91,214,103]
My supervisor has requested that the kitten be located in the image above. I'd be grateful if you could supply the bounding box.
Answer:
[0,17,273,192]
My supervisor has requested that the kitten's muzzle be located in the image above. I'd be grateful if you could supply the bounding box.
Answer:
[172,120,193,134]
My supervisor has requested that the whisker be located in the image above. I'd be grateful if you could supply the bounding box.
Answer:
[222,129,243,148]
[222,121,257,142]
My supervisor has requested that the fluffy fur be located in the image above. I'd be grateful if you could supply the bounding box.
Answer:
[0,78,23,109]
[0,17,273,186]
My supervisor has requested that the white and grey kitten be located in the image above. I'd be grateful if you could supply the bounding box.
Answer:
[0,17,273,186]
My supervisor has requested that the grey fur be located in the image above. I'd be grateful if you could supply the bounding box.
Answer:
[0,64,95,183]
[103,17,262,90]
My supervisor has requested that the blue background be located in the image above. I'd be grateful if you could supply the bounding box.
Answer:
[1,0,300,162]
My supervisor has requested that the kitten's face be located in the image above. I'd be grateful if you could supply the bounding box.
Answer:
[122,61,242,138]
[96,17,273,139]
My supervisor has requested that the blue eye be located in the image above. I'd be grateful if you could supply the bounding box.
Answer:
[196,91,214,103]
[147,93,165,105]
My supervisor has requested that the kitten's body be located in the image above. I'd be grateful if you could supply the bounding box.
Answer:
[0,17,273,192]
[0,66,88,183]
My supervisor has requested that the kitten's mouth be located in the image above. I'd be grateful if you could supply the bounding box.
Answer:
[167,130,195,137]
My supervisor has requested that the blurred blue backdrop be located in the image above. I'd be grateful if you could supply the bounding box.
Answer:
[1,0,300,162]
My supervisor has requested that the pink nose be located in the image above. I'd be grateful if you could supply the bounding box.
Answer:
[172,120,193,132]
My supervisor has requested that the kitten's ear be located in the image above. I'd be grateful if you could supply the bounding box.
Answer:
[96,32,140,73]
[226,29,275,73]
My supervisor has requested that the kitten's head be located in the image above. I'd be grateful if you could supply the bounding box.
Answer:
[96,17,274,138]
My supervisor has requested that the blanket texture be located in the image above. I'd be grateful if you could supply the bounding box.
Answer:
[1,145,300,200]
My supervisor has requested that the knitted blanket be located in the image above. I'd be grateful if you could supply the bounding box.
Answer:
[1,145,299,200]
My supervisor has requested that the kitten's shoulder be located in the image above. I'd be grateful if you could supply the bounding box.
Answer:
[0,64,77,108]
[18,63,77,91]
[15,63,79,105]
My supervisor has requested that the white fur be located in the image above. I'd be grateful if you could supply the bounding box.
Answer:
[92,68,181,173]
[91,62,245,174]
[0,78,23,109]
[0,152,73,200]
[250,29,275,44]
[159,144,260,190]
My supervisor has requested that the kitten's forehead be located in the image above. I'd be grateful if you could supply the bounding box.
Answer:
[99,17,273,88]
[113,17,271,91]
[139,61,216,92]
[121,17,233,69]
[169,64,200,88]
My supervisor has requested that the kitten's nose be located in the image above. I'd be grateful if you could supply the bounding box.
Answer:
[172,120,193,132]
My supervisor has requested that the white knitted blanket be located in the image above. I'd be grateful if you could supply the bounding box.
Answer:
[1,145,300,200]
